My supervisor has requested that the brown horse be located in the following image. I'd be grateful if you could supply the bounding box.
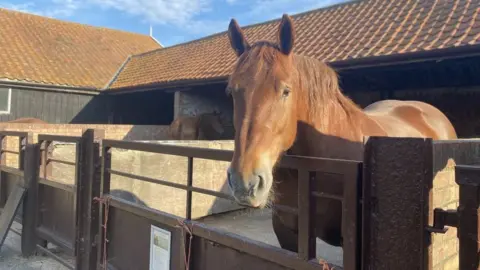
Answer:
[3,117,48,124]
[168,112,225,140]
[225,14,457,252]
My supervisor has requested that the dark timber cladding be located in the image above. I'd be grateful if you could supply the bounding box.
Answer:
[0,86,108,123]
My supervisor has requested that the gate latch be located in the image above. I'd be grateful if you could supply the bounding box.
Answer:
[426,208,459,234]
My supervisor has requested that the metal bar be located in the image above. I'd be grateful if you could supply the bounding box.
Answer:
[297,169,315,260]
[342,163,362,270]
[41,141,52,180]
[186,157,193,220]
[103,139,233,161]
[47,158,76,166]
[18,136,26,171]
[0,131,29,137]
[311,191,344,201]
[1,149,19,155]
[0,135,5,207]
[72,139,81,256]
[38,134,82,143]
[98,146,112,270]
[108,169,236,202]
[39,178,75,193]
[0,165,24,177]
[36,244,75,270]
[102,139,361,172]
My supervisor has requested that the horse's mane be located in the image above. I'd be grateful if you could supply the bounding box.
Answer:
[293,53,363,122]
[230,42,363,123]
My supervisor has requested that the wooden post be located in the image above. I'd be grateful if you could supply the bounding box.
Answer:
[76,129,104,270]
[362,137,433,269]
[97,139,112,270]
[21,142,41,257]
[455,165,480,270]
[0,134,6,207]
[297,169,315,260]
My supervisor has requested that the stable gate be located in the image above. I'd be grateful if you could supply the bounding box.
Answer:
[0,130,479,269]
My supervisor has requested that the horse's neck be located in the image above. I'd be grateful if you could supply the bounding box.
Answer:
[292,95,367,160]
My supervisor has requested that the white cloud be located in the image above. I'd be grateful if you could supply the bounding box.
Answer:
[89,0,211,26]
[0,0,80,17]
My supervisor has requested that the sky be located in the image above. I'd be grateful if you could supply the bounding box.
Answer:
[0,0,347,47]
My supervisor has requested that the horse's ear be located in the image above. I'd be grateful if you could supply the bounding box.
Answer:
[278,14,295,55]
[228,18,249,57]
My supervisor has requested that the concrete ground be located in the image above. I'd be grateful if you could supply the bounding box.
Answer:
[0,222,72,270]
[198,208,344,267]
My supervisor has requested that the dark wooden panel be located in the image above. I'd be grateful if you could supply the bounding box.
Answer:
[192,237,291,270]
[106,206,185,270]
[37,184,75,249]
[0,86,108,124]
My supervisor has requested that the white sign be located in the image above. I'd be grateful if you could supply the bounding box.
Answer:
[149,225,172,270]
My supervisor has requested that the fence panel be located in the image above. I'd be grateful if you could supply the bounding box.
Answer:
[97,139,363,270]
[36,134,82,256]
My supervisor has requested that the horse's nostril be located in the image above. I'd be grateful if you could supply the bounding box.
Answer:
[258,174,264,190]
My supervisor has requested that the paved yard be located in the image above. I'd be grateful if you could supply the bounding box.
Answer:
[0,222,72,270]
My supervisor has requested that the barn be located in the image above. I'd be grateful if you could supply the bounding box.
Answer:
[105,0,480,138]
[0,8,162,124]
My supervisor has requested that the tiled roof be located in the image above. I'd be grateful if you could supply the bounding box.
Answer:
[109,0,480,90]
[0,8,161,89]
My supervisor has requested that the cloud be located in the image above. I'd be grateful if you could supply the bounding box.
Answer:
[0,0,348,45]
[0,0,80,17]
[89,0,211,26]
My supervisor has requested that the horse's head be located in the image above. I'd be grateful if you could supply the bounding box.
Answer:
[226,14,298,208]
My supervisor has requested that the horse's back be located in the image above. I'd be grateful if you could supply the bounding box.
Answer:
[167,116,199,140]
[364,100,457,140]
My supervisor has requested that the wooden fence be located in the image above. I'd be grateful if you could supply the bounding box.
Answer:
[0,129,478,270]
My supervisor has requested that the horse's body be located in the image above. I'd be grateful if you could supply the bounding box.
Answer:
[2,117,48,124]
[225,15,457,252]
[167,113,225,140]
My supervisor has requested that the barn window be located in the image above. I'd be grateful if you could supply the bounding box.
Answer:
[0,88,11,114]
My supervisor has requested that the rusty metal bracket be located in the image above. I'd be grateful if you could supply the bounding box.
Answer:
[426,208,459,234]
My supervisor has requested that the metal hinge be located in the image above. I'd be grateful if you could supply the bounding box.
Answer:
[426,208,459,234]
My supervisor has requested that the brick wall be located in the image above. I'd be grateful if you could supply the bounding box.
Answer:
[0,123,170,168]
[431,140,480,269]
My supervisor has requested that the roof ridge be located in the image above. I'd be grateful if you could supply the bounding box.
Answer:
[0,7,154,39]
[128,0,363,58]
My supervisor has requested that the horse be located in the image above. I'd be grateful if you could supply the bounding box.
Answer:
[167,112,225,140]
[225,14,457,252]
[2,117,48,124]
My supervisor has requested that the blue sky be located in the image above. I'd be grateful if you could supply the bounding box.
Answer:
[0,0,347,47]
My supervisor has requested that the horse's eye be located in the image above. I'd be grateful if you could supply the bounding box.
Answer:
[282,87,291,98]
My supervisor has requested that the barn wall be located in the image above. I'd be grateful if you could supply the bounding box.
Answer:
[0,85,109,123]
[111,90,174,125]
